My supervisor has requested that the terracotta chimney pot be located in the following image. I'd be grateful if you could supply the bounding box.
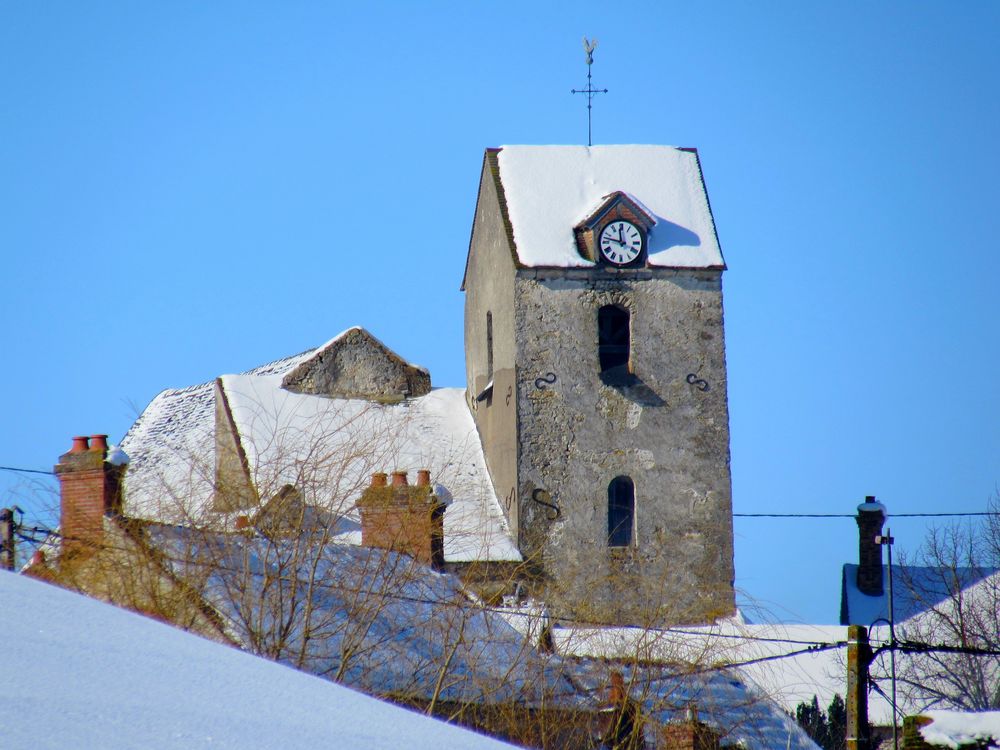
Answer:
[371,472,388,487]
[416,469,431,486]
[391,470,408,487]
[56,431,126,555]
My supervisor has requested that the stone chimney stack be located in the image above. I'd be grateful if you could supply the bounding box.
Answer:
[358,469,445,569]
[855,496,886,597]
[54,434,127,556]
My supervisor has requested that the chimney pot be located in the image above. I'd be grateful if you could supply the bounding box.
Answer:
[609,671,626,705]
[391,470,408,487]
[235,515,251,530]
[416,469,431,486]
[57,432,126,555]
[371,472,388,487]
[31,549,45,566]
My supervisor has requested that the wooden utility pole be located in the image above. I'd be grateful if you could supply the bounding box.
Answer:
[0,508,15,571]
[847,624,873,750]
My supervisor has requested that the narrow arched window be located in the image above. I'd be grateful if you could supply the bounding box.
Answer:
[598,305,630,375]
[608,476,634,547]
[486,311,494,381]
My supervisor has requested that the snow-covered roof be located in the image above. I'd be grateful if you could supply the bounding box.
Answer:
[121,346,314,521]
[554,630,822,749]
[218,375,519,562]
[120,331,519,563]
[554,621,894,724]
[916,710,1000,748]
[840,563,998,626]
[494,145,724,269]
[142,529,563,707]
[491,609,823,748]
[0,570,519,750]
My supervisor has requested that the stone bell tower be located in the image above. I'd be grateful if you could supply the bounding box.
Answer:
[462,145,735,625]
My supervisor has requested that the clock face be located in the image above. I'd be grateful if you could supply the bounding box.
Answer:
[599,221,643,265]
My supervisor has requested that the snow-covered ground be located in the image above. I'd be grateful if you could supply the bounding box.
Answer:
[0,571,517,749]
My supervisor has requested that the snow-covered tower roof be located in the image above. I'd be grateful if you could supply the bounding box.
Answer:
[463,145,725,285]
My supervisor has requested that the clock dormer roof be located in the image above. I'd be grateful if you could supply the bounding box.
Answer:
[468,145,725,274]
[575,190,657,233]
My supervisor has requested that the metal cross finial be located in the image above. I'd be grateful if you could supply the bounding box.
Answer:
[571,36,608,146]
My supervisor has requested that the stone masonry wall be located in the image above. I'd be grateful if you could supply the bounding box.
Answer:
[464,155,520,538]
[282,327,430,401]
[513,268,735,625]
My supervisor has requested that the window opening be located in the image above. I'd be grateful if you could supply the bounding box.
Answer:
[608,476,634,547]
[598,305,630,375]
[486,311,494,381]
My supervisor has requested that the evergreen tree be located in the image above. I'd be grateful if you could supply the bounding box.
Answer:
[794,694,846,750]
[826,694,846,750]
[795,696,830,748]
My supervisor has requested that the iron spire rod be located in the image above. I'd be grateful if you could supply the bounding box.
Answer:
[571,37,608,146]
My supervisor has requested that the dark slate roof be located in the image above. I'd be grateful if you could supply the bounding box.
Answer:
[840,563,998,626]
[142,524,572,708]
[132,522,820,749]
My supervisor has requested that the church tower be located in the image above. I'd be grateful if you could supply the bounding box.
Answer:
[463,146,735,625]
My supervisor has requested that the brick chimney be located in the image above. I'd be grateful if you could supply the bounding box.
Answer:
[855,496,886,597]
[599,671,643,750]
[54,434,127,556]
[357,469,445,568]
[658,704,722,750]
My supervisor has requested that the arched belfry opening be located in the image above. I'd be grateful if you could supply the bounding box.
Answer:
[598,304,630,376]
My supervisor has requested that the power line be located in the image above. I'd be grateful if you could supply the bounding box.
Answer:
[18,518,1000,656]
[893,640,1000,657]
[0,465,55,477]
[734,513,855,518]
[734,512,999,519]
[22,520,1000,713]
[28,523,851,649]
[16,521,994,657]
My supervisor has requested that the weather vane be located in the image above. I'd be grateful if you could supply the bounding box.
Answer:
[571,37,608,146]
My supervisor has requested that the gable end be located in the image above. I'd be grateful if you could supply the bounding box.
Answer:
[461,148,521,291]
[280,327,430,402]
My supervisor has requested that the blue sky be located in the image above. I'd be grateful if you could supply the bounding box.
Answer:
[2,2,998,624]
